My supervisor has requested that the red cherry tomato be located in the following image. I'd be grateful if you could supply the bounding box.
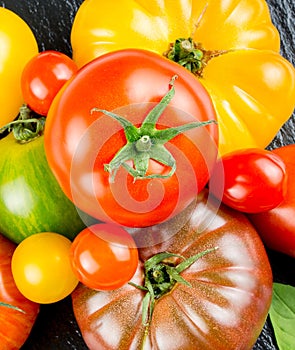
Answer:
[210,148,287,213]
[21,50,78,115]
[248,144,295,257]
[70,223,139,290]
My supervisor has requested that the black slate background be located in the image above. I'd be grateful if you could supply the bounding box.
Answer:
[1,1,294,349]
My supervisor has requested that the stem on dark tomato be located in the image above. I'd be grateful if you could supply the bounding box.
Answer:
[129,247,218,349]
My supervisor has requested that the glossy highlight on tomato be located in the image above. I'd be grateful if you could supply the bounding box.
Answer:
[70,223,139,291]
[210,148,287,213]
[21,50,78,115]
[44,48,218,228]
[248,144,295,257]
[11,232,79,304]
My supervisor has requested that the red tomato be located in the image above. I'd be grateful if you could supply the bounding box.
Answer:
[70,223,139,290]
[248,144,295,257]
[210,148,287,213]
[44,49,218,227]
[72,189,272,350]
[0,234,39,349]
[21,50,78,115]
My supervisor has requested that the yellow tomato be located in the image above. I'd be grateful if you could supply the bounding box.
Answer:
[0,7,38,128]
[71,0,295,156]
[11,232,79,304]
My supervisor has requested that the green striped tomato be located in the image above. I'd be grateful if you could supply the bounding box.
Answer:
[0,132,91,244]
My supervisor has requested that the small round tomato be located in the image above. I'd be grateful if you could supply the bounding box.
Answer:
[11,232,79,304]
[21,50,78,115]
[210,148,287,213]
[248,144,295,257]
[70,223,139,290]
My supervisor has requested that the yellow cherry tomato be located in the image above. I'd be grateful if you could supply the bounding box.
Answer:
[11,232,79,304]
[71,0,295,156]
[0,7,38,127]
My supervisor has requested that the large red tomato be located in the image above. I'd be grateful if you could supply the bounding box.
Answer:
[44,49,218,227]
[72,189,272,350]
[248,144,295,257]
[0,234,39,349]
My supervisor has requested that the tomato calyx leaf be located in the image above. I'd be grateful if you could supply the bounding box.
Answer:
[129,247,218,332]
[0,301,25,313]
[0,104,45,143]
[164,38,226,76]
[91,75,217,183]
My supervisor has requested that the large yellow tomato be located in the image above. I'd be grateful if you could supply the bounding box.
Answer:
[71,0,295,155]
[0,7,38,128]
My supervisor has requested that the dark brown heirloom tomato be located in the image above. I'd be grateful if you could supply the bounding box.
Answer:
[0,234,39,349]
[72,189,272,350]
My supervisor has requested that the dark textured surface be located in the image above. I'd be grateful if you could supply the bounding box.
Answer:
[0,1,294,349]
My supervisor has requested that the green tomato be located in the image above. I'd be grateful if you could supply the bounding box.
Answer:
[0,131,92,243]
[11,232,79,304]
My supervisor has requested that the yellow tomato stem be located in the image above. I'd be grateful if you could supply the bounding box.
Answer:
[164,37,227,76]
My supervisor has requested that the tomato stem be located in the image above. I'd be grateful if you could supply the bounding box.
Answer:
[91,75,217,182]
[0,104,45,143]
[129,247,218,345]
[164,38,226,76]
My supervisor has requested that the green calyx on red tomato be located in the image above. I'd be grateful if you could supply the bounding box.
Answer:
[45,48,218,227]
[92,75,216,182]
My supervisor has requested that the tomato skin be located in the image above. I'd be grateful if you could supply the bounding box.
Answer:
[210,148,287,213]
[70,0,295,157]
[11,232,79,304]
[70,224,139,290]
[21,50,78,116]
[45,48,218,227]
[0,7,38,127]
[0,234,39,349]
[248,144,295,257]
[0,132,91,244]
[72,189,272,350]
